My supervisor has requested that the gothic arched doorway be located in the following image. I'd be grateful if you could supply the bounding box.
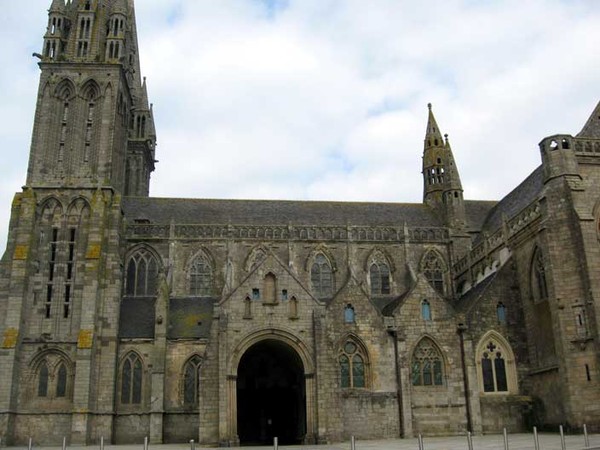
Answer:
[237,339,306,445]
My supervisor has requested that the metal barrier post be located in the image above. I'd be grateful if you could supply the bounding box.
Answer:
[503,428,509,450]
[584,424,590,448]
[467,431,473,450]
[418,434,424,450]
[190,439,195,450]
[144,436,148,450]
[100,436,104,450]
[559,425,566,450]
[28,437,33,450]
[62,436,67,450]
[350,436,355,450]
[274,437,279,450]
[533,426,540,450]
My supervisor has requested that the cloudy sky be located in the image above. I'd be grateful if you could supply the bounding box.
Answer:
[1,0,600,253]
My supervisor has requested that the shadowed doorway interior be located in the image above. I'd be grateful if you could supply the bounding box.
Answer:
[237,339,306,445]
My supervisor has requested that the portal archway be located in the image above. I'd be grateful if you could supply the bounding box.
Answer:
[237,339,306,445]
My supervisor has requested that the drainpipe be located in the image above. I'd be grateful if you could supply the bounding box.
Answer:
[458,323,473,433]
[388,329,404,437]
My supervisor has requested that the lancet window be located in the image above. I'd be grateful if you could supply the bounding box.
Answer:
[121,352,143,405]
[183,355,202,407]
[311,254,333,299]
[125,248,159,297]
[339,339,367,388]
[411,338,444,386]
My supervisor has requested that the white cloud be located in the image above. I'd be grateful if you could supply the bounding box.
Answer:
[1,0,600,254]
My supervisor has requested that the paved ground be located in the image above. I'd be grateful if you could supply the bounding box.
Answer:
[2,434,599,450]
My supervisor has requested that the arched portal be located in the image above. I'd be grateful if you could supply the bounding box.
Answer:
[237,339,306,445]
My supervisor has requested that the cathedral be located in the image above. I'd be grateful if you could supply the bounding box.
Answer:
[1,0,600,446]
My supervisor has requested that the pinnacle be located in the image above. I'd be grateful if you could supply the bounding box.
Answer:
[577,100,600,139]
[50,0,66,12]
[425,103,444,145]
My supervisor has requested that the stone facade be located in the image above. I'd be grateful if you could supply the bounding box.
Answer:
[1,0,600,446]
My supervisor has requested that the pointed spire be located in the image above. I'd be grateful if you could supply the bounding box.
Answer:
[49,0,66,12]
[140,76,150,111]
[425,103,444,147]
[577,100,600,139]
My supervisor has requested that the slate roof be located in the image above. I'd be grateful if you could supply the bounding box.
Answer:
[454,274,497,313]
[474,165,544,243]
[464,200,497,232]
[122,197,445,227]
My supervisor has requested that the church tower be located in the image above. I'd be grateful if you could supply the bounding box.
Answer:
[28,0,156,193]
[422,103,466,230]
[0,0,156,444]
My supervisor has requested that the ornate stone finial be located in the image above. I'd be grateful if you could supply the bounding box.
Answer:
[427,103,432,110]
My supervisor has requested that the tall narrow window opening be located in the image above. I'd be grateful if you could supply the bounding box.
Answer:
[125,249,159,297]
[370,262,390,295]
[421,300,432,321]
[422,251,446,295]
[183,355,202,407]
[311,254,333,299]
[189,254,212,296]
[339,340,367,388]
[121,353,143,404]
[38,362,49,397]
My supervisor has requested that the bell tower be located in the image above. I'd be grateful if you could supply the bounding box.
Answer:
[27,0,156,194]
[422,103,466,230]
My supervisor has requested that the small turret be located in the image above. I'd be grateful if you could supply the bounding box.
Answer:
[422,104,466,229]
[105,0,128,62]
[43,0,68,60]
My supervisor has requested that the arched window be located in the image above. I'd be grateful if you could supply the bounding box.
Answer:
[370,262,390,295]
[38,362,49,397]
[125,249,159,297]
[497,302,507,324]
[189,254,212,296]
[422,251,446,295]
[344,304,355,323]
[339,340,367,388]
[121,352,143,404]
[476,333,517,394]
[183,355,202,407]
[532,248,549,302]
[421,300,432,321]
[56,363,67,397]
[411,338,444,386]
[311,254,333,299]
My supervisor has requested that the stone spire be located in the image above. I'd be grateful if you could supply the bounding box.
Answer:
[577,100,600,139]
[422,104,466,229]
[49,0,66,12]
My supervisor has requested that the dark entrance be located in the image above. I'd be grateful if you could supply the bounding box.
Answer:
[237,339,306,445]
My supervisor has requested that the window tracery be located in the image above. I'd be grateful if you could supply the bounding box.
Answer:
[370,262,390,295]
[339,339,367,388]
[476,333,517,394]
[189,253,212,296]
[411,337,444,386]
[311,254,333,299]
[121,352,143,405]
[422,250,446,295]
[183,355,202,407]
[125,248,159,297]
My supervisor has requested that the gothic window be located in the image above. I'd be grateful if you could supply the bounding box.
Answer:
[344,304,355,323]
[411,338,444,386]
[422,250,446,295]
[339,340,367,388]
[189,254,212,296]
[125,248,159,297]
[531,248,549,302]
[476,333,517,394]
[370,262,390,295]
[38,362,49,397]
[121,352,143,405]
[421,300,432,321]
[311,254,333,299]
[183,355,202,407]
[497,302,507,324]
[56,363,67,398]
